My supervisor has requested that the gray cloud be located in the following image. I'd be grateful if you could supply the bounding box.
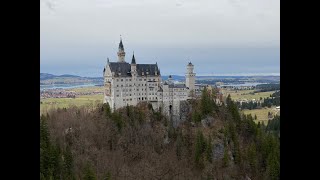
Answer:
[41,0,279,76]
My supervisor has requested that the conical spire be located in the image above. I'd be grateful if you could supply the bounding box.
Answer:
[131,51,136,64]
[119,35,124,50]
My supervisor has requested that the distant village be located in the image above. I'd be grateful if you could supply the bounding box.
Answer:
[40,88,103,99]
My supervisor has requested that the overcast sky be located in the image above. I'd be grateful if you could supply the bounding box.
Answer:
[40,0,280,77]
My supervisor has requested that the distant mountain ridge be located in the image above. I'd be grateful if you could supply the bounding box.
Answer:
[40,73,279,84]
[40,73,104,85]
[40,73,82,80]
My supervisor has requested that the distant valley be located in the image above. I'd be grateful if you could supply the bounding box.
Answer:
[40,73,279,89]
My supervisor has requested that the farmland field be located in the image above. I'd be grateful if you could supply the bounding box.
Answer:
[221,89,279,123]
[221,89,276,101]
[40,86,104,115]
[241,107,280,124]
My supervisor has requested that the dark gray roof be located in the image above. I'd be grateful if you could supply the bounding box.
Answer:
[168,84,186,88]
[109,62,131,77]
[108,62,159,77]
[119,39,124,50]
[131,54,136,64]
[136,64,159,76]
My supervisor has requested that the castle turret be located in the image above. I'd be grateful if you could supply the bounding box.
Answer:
[131,52,137,75]
[185,62,196,92]
[117,36,126,62]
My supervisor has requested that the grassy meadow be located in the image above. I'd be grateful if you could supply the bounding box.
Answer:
[221,89,279,123]
[40,86,104,115]
[221,89,276,101]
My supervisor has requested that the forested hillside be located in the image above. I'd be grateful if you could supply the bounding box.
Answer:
[40,88,280,180]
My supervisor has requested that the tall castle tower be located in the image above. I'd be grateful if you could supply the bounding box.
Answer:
[185,62,196,92]
[117,36,126,62]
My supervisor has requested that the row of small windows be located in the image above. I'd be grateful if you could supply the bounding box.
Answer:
[114,83,157,87]
[115,78,156,82]
[121,96,159,102]
[116,79,132,82]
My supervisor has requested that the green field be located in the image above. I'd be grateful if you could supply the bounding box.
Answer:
[221,89,279,123]
[68,86,104,93]
[40,94,103,115]
[221,89,276,101]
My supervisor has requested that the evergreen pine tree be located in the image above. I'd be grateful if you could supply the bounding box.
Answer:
[63,145,74,179]
[83,163,97,180]
[103,103,111,118]
[206,136,213,163]
[223,141,229,167]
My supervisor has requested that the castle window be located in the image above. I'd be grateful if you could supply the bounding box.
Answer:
[117,85,119,87]
[139,98,140,100]
[129,79,131,81]
[144,79,146,81]
[117,79,119,82]
[123,99,125,101]
[121,79,123,81]
[142,97,144,100]
[117,95,119,97]
[121,85,123,87]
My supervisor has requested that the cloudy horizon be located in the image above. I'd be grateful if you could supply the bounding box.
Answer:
[40,0,280,77]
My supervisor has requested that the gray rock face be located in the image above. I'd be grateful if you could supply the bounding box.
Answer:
[171,100,190,127]
[201,116,214,128]
[213,141,224,160]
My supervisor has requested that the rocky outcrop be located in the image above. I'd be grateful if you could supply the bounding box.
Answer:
[171,100,190,127]
[213,140,224,160]
[201,116,214,128]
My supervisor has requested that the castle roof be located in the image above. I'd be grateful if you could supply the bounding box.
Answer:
[131,53,136,64]
[108,62,159,77]
[168,84,186,88]
[119,39,124,50]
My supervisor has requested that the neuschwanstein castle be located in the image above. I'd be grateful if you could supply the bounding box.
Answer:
[103,38,197,117]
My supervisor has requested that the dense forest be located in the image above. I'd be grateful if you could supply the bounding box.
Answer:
[40,88,280,180]
[255,84,280,92]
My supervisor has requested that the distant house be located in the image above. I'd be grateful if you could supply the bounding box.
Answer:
[276,106,280,109]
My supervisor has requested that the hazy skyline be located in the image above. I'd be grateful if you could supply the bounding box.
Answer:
[40,0,280,77]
